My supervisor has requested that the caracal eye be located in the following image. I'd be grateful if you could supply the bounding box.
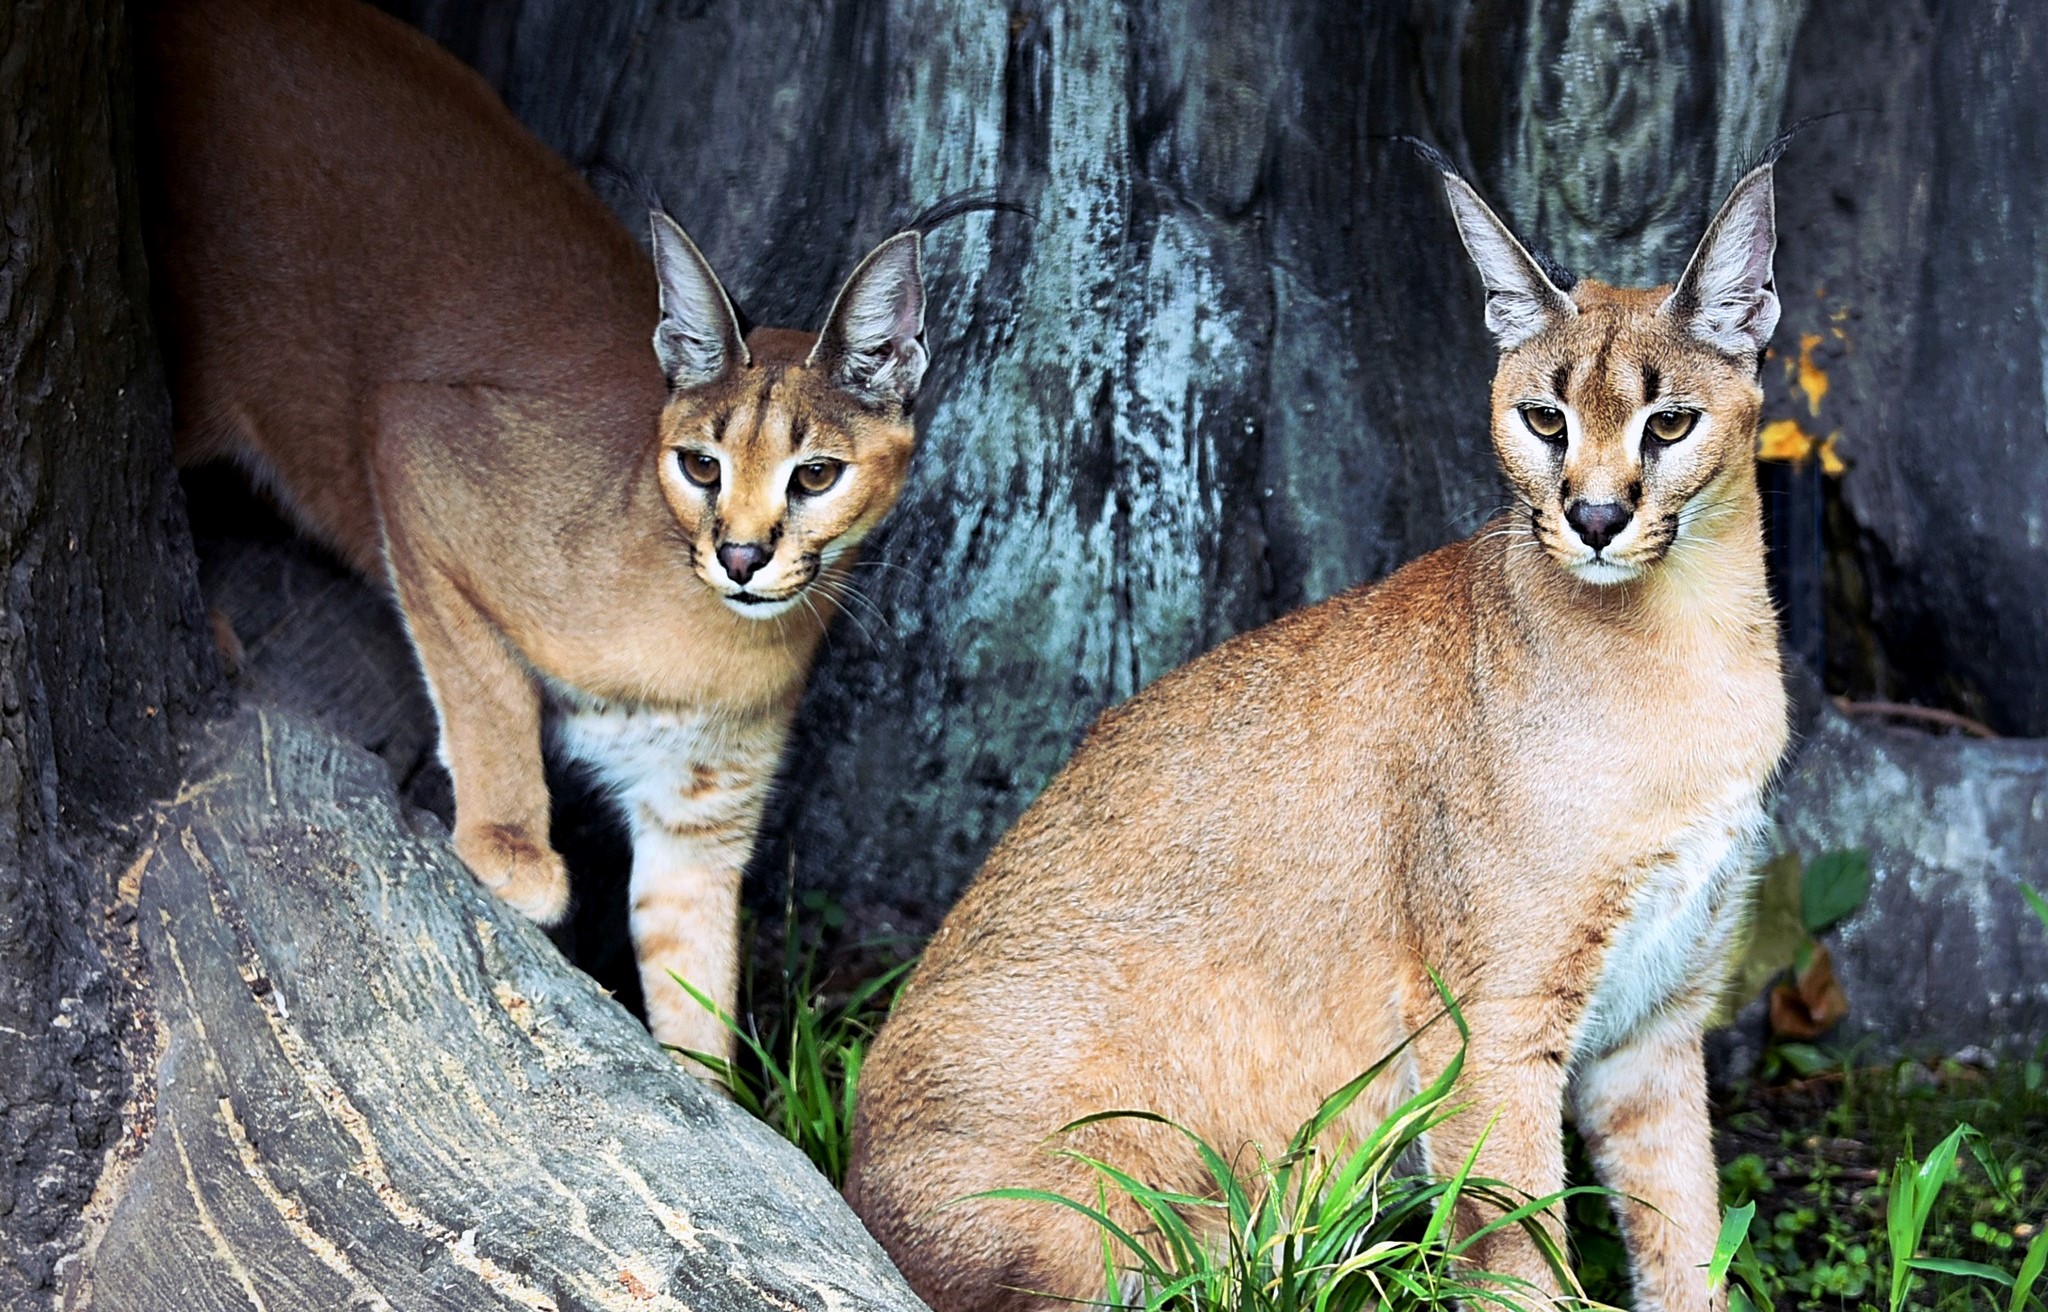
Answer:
[1519,404,1567,443]
[1645,409,1699,444]
[678,450,720,487]
[792,460,844,496]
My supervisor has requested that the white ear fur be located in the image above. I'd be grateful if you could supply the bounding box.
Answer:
[649,211,748,388]
[1440,173,1576,350]
[1664,164,1780,359]
[808,232,927,409]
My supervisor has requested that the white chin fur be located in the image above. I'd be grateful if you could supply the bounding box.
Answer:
[721,593,803,619]
[1566,557,1642,587]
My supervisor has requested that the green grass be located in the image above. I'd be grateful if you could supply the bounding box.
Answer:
[676,877,2048,1307]
[971,983,1604,1312]
[1567,1052,2048,1311]
[667,894,915,1187]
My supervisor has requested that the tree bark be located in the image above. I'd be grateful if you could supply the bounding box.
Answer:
[0,0,217,1301]
[80,708,922,1312]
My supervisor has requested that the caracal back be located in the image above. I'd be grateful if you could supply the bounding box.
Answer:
[148,0,655,574]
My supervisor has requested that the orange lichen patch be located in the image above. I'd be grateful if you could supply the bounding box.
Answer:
[1796,332,1829,415]
[1756,418,1846,476]
[1757,418,1815,462]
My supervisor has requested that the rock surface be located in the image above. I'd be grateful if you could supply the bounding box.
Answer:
[82,707,927,1312]
[1776,698,2048,1056]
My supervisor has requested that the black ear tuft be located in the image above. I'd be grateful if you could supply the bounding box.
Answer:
[901,188,1035,235]
[1397,136,1577,293]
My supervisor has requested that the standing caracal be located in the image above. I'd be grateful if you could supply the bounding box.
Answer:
[146,0,933,1062]
[847,150,1791,1312]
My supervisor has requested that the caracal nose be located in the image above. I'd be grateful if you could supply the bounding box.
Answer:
[717,541,771,586]
[1564,500,1633,552]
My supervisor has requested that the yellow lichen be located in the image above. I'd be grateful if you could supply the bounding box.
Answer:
[1757,418,1815,462]
[1756,418,1846,477]
[1796,332,1829,415]
[1818,432,1846,477]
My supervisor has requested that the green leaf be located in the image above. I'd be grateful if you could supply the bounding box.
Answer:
[1774,1041,1835,1077]
[1709,1202,1756,1291]
[2022,883,2048,937]
[1801,848,1871,934]
[1908,1257,2014,1285]
[2014,1230,2048,1312]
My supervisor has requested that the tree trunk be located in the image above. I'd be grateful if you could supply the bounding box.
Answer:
[0,0,217,1299]
[380,0,2048,1017]
[81,708,922,1312]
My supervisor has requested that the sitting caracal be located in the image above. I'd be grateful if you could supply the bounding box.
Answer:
[847,150,1791,1311]
[146,0,930,1061]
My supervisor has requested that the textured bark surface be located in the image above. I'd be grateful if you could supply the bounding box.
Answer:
[1772,0,2048,737]
[0,0,217,1301]
[383,0,1837,912]
[81,708,925,1312]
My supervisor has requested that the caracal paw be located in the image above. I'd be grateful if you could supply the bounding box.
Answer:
[455,822,571,925]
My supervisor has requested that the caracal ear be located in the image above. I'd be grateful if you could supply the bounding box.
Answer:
[649,210,748,389]
[1432,167,1576,351]
[1664,163,1780,362]
[808,232,927,410]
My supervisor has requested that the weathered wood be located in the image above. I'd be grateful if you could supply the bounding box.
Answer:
[82,707,926,1312]
[0,0,219,1301]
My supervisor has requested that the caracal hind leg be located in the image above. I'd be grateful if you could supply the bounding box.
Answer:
[849,1123,1132,1312]
[384,539,567,923]
[1572,1014,1724,1312]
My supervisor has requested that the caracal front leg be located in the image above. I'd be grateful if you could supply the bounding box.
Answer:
[385,543,568,924]
[1572,1013,1724,1312]
[565,708,784,1067]
[1408,991,1572,1307]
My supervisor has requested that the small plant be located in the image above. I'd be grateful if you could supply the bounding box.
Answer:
[666,893,915,1187]
[1766,847,1870,1049]
[1711,1121,2048,1312]
[970,984,1606,1312]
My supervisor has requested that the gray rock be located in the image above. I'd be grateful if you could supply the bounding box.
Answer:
[1775,700,2048,1057]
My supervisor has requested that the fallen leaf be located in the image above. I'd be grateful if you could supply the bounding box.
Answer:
[1770,941,1850,1040]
